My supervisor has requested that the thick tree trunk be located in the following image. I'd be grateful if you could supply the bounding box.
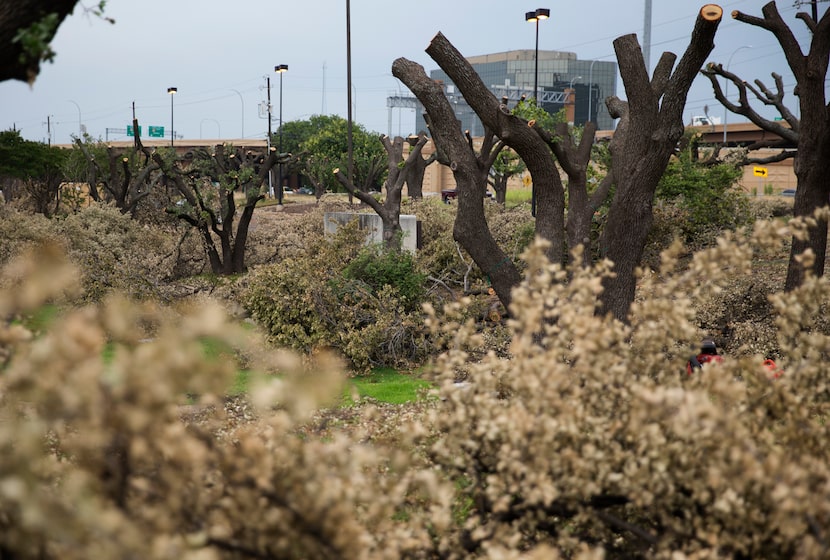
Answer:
[599,5,722,322]
[425,32,567,266]
[0,0,79,83]
[404,142,435,199]
[492,175,508,205]
[393,57,522,310]
[703,2,830,290]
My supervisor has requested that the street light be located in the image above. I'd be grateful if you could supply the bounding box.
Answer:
[723,45,752,145]
[230,89,244,139]
[275,64,288,205]
[525,8,550,106]
[68,100,82,139]
[200,118,221,139]
[167,87,177,147]
[568,76,581,124]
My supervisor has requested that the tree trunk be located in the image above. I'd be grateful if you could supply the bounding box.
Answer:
[424,32,567,266]
[404,135,436,199]
[492,175,508,204]
[0,0,79,83]
[393,56,522,310]
[599,5,722,322]
[701,1,830,290]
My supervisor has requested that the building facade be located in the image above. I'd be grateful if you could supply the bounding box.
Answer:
[413,49,618,134]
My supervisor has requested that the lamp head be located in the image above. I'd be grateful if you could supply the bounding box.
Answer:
[275,64,288,73]
[167,87,177,95]
[536,8,550,19]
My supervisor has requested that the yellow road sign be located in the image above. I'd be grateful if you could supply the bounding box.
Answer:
[523,174,532,187]
[753,166,768,177]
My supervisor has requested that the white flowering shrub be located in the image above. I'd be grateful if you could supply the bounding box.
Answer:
[421,215,830,557]
[1,212,828,559]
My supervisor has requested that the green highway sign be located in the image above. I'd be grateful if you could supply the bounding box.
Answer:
[126,125,142,136]
[148,126,165,138]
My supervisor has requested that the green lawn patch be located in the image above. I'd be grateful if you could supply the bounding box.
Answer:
[345,367,433,405]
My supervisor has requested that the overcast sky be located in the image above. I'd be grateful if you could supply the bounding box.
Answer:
[0,1,815,145]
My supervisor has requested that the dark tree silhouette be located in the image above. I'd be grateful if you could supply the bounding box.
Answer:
[702,1,830,291]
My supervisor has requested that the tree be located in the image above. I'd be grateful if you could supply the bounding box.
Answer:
[395,6,722,321]
[333,132,431,252]
[298,115,386,200]
[70,128,161,216]
[489,148,524,205]
[154,144,287,275]
[701,2,830,291]
[0,0,111,84]
[403,133,437,199]
[393,56,522,310]
[0,128,67,214]
[595,6,723,321]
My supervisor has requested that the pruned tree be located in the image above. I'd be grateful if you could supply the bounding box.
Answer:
[71,125,161,216]
[392,56,522,309]
[403,132,437,199]
[417,32,568,269]
[154,144,287,275]
[701,1,830,291]
[700,65,798,163]
[488,148,525,205]
[333,132,431,252]
[530,119,614,268]
[395,5,722,322]
[597,5,723,321]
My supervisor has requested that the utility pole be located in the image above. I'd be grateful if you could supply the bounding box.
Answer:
[266,75,273,198]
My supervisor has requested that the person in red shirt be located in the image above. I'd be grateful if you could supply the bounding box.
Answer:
[686,338,723,375]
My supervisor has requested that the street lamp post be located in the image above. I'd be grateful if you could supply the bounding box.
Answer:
[275,64,288,205]
[525,8,550,106]
[568,76,581,124]
[68,100,82,139]
[525,7,549,217]
[723,45,752,145]
[167,87,177,147]
[230,89,244,139]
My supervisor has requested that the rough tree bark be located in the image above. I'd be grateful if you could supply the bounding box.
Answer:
[333,132,430,252]
[0,0,79,83]
[718,2,830,290]
[392,57,522,310]
[531,120,614,268]
[423,32,567,266]
[598,5,722,322]
[404,133,437,199]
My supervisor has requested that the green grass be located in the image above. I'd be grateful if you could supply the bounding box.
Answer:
[229,366,433,406]
[505,188,532,208]
[344,367,433,405]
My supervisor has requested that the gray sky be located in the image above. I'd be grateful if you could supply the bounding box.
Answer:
[0,1,815,145]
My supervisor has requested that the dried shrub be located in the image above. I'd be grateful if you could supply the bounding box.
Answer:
[0,247,450,559]
[55,204,183,302]
[0,204,56,266]
[420,216,830,557]
[243,218,430,371]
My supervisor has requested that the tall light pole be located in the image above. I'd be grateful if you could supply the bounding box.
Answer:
[525,8,550,106]
[346,0,354,203]
[230,89,244,139]
[167,87,177,147]
[275,64,288,205]
[723,45,752,145]
[265,75,274,197]
[68,100,82,139]
[568,76,581,124]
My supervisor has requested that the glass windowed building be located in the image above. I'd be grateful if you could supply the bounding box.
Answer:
[414,50,617,135]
